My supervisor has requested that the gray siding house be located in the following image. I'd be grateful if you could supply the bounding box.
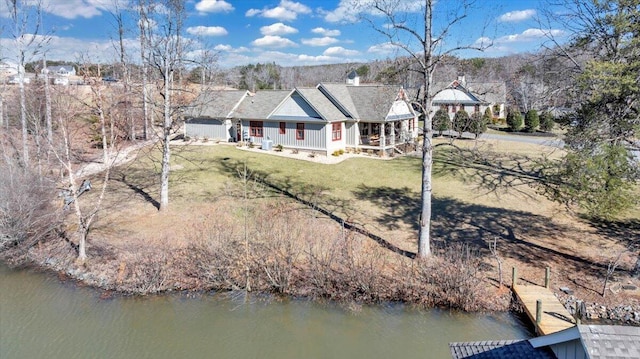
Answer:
[450,325,640,359]
[184,75,419,156]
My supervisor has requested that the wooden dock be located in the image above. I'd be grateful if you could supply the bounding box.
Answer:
[513,284,576,336]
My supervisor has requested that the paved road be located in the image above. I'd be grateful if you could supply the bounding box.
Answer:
[432,129,565,148]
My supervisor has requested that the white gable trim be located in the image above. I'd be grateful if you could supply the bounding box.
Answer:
[269,89,325,122]
[227,91,251,118]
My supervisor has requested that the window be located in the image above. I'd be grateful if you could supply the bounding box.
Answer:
[249,121,263,137]
[475,104,480,113]
[279,122,286,134]
[332,122,342,141]
[451,104,457,113]
[296,123,304,140]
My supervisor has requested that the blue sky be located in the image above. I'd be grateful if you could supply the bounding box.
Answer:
[0,0,567,68]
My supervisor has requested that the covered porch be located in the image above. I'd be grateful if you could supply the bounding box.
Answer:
[357,121,414,151]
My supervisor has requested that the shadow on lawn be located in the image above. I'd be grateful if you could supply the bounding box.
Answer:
[353,184,619,275]
[212,158,417,259]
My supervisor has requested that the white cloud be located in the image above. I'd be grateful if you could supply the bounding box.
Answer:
[261,23,298,36]
[311,27,341,37]
[0,33,140,63]
[301,37,339,46]
[186,26,228,37]
[323,46,359,57]
[42,0,111,19]
[246,50,357,67]
[322,0,422,23]
[245,0,311,21]
[497,28,564,43]
[367,42,399,54]
[251,35,297,48]
[195,0,234,14]
[214,44,249,53]
[498,9,536,23]
[473,36,493,47]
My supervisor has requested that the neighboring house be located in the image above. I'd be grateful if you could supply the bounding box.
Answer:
[449,325,640,359]
[41,65,76,77]
[185,74,419,156]
[419,76,507,121]
[0,61,22,78]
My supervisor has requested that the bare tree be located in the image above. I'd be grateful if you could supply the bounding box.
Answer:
[4,0,48,165]
[137,0,151,141]
[49,77,118,262]
[362,0,491,257]
[111,0,135,141]
[145,0,188,211]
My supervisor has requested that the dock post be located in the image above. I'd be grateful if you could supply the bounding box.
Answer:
[545,267,550,289]
[536,300,542,333]
[512,267,517,288]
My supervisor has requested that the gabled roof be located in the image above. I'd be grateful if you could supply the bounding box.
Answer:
[529,325,640,359]
[317,83,358,118]
[233,90,290,119]
[466,82,506,104]
[413,80,506,105]
[433,80,485,105]
[450,340,555,359]
[186,90,249,119]
[347,85,412,122]
[292,87,346,122]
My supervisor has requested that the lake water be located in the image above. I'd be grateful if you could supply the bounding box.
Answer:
[0,264,533,358]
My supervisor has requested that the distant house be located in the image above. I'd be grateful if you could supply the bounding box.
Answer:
[0,61,23,78]
[185,74,419,156]
[449,324,640,359]
[41,65,76,77]
[414,76,506,123]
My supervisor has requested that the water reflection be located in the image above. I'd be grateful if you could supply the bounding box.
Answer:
[1,265,532,359]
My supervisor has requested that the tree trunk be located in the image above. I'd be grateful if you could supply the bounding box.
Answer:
[159,68,171,211]
[138,0,150,141]
[43,56,52,145]
[417,1,434,258]
[19,61,28,165]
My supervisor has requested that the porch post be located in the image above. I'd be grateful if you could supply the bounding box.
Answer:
[390,122,396,145]
[380,123,385,148]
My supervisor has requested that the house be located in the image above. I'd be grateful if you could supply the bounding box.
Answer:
[185,90,251,141]
[0,61,22,78]
[41,65,76,77]
[416,76,507,121]
[184,74,419,156]
[449,325,640,359]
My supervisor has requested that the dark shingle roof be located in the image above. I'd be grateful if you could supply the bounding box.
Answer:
[449,340,555,359]
[578,325,640,359]
[233,90,290,119]
[186,90,248,118]
[347,85,403,121]
[295,87,346,121]
[317,83,358,117]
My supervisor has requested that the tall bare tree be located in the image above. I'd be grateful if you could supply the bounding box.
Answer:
[145,0,188,211]
[50,76,118,262]
[362,0,490,257]
[137,0,151,141]
[4,0,47,165]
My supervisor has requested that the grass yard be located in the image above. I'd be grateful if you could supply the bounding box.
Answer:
[91,140,639,307]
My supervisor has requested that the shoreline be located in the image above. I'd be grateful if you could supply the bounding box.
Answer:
[3,244,639,327]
